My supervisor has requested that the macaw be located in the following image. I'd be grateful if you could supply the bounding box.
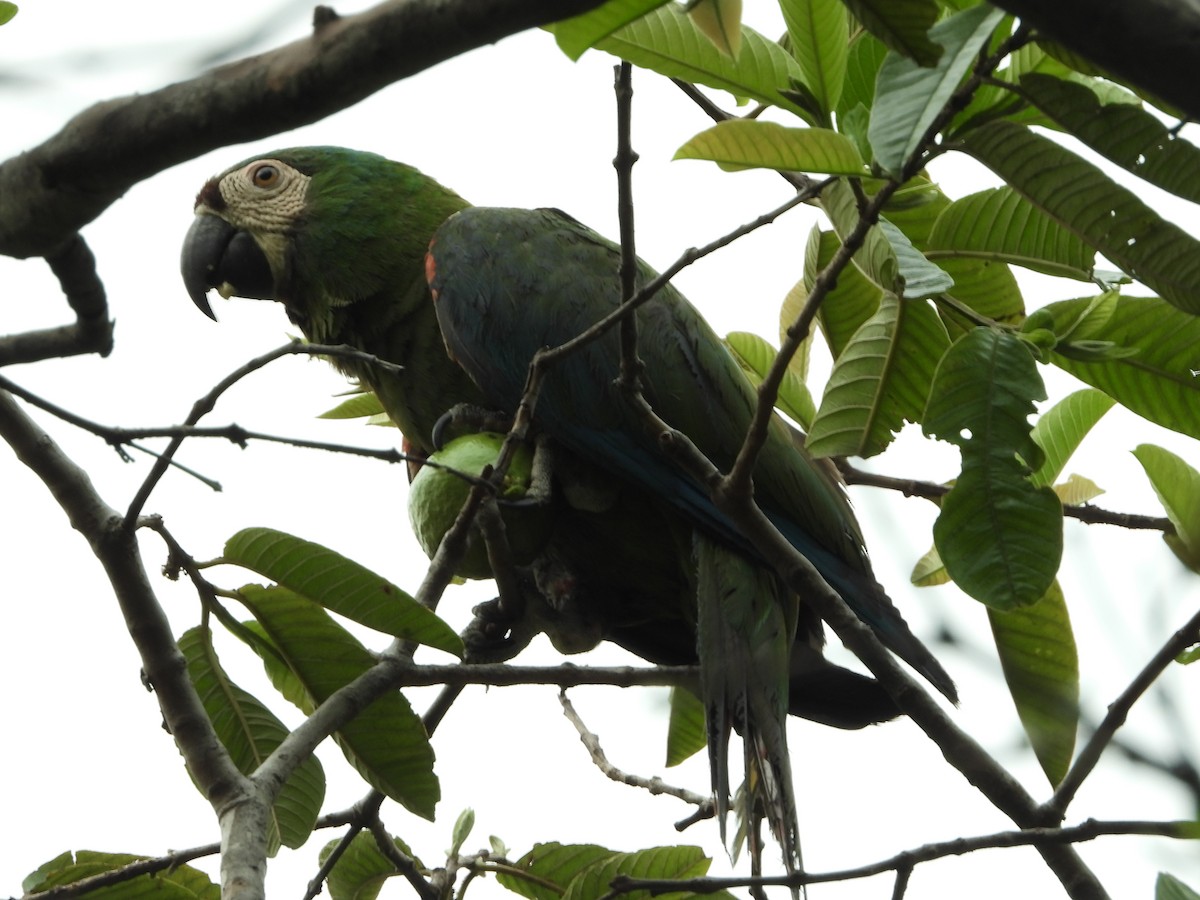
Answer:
[182,146,955,869]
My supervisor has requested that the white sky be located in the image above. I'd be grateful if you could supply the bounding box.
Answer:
[1,2,1198,898]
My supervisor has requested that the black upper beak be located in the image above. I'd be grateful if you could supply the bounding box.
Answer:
[181,214,275,320]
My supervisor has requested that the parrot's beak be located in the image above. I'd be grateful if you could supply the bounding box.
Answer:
[181,213,275,320]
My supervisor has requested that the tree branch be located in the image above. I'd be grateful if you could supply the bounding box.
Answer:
[988,0,1200,120]
[0,389,260,895]
[608,817,1195,895]
[0,0,607,260]
[559,691,713,812]
[1046,604,1200,818]
[0,235,112,364]
[836,461,1176,532]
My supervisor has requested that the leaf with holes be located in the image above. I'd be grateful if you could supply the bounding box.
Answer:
[924,328,1062,609]
[807,293,949,458]
[959,121,1200,315]
[1019,74,1200,205]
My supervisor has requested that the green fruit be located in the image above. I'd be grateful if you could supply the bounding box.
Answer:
[407,432,549,579]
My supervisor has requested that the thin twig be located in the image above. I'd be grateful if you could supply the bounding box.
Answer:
[1046,604,1200,818]
[559,691,712,809]
[836,460,1175,532]
[613,61,643,389]
[123,340,397,526]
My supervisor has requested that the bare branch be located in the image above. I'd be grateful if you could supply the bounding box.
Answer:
[559,691,713,811]
[837,461,1176,532]
[1046,604,1200,818]
[608,818,1194,895]
[0,235,112,364]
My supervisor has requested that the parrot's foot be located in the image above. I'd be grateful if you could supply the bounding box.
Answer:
[462,596,537,663]
[460,558,606,663]
[432,403,514,449]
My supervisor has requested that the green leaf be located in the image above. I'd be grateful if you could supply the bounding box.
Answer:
[591,5,816,120]
[562,846,728,900]
[1158,873,1200,900]
[675,120,870,175]
[450,808,476,858]
[910,543,950,586]
[1052,473,1104,507]
[1018,74,1200,205]
[666,686,707,766]
[988,581,1079,786]
[240,586,439,819]
[0,2,16,26]
[879,218,955,299]
[937,257,1025,329]
[1132,445,1200,571]
[821,179,900,292]
[23,852,219,899]
[924,328,1063,609]
[687,0,742,57]
[319,831,420,900]
[781,0,847,115]
[777,278,813,384]
[224,528,462,657]
[498,844,617,900]
[869,5,1006,177]
[841,0,941,66]
[1040,295,1200,440]
[179,627,325,853]
[820,182,953,300]
[1028,388,1115,488]
[725,330,816,428]
[958,120,1200,315]
[807,293,950,457]
[805,226,883,359]
[319,391,387,420]
[548,0,671,60]
[927,187,1096,281]
[837,31,887,120]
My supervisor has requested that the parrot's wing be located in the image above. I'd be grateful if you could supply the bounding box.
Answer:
[427,206,954,701]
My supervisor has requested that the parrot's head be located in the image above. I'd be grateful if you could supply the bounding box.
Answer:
[181,146,467,331]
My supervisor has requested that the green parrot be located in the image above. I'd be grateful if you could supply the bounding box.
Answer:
[182,146,955,869]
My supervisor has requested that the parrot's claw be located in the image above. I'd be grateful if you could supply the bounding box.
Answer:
[432,403,514,449]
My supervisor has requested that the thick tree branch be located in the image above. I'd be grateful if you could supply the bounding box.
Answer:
[0,390,258,892]
[990,0,1200,120]
[0,235,112,364]
[0,0,606,261]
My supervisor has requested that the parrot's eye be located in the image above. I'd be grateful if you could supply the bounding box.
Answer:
[251,164,280,188]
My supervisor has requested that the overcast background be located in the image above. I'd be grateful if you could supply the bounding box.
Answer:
[1,2,1197,898]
